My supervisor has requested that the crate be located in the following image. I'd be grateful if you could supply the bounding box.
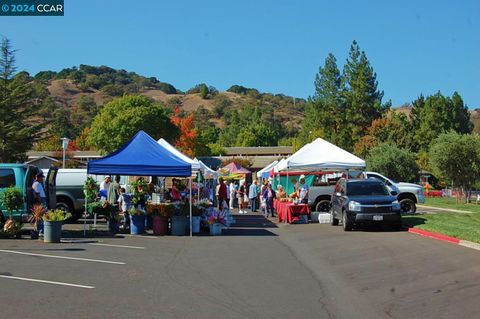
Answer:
[317,213,332,224]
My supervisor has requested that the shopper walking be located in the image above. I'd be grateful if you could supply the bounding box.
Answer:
[249,180,258,212]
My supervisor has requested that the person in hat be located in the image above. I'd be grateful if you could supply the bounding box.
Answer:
[32,171,47,208]
[32,171,47,237]
[100,176,111,201]
[298,174,309,204]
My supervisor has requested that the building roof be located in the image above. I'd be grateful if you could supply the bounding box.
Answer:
[27,151,101,159]
[224,146,292,156]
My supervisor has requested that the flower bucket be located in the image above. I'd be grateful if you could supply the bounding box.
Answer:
[145,214,153,230]
[171,216,187,236]
[130,215,145,235]
[44,220,62,243]
[152,216,168,235]
[192,216,201,233]
[108,219,119,234]
[209,223,222,236]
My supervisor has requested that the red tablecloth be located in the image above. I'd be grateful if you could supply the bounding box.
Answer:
[274,200,311,223]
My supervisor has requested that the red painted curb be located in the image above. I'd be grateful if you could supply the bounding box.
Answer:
[408,228,460,244]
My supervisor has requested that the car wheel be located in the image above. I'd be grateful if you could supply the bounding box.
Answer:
[342,211,353,231]
[330,209,339,226]
[315,200,331,213]
[400,198,416,214]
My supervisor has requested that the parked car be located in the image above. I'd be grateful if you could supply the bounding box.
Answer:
[330,178,401,231]
[0,164,57,222]
[364,171,425,214]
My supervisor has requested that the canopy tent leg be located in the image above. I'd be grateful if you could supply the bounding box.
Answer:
[84,189,87,238]
[189,177,192,238]
[285,169,289,224]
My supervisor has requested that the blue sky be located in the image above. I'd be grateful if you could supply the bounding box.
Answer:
[1,0,479,107]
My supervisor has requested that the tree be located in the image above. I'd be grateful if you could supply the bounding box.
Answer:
[87,95,178,154]
[170,106,197,157]
[0,38,42,162]
[366,143,419,182]
[342,41,390,150]
[302,53,345,147]
[429,132,480,203]
[410,92,473,151]
[354,112,412,158]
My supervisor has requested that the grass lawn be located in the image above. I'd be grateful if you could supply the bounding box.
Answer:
[421,197,480,213]
[402,197,480,243]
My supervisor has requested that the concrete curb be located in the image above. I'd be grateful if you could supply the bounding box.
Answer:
[407,227,480,252]
[416,204,472,214]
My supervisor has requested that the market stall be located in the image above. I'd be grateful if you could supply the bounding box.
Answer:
[274,200,310,223]
[87,131,194,236]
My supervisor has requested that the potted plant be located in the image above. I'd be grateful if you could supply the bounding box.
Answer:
[128,206,145,235]
[0,187,24,238]
[147,203,170,235]
[170,203,188,236]
[207,210,225,236]
[42,209,72,243]
[101,202,120,234]
[28,204,46,239]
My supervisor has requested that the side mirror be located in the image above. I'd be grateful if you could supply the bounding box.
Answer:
[390,191,398,196]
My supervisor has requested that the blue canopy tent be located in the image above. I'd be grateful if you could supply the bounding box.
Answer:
[88,130,191,176]
[86,130,194,236]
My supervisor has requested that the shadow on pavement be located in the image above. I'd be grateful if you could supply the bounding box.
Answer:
[231,215,278,229]
[222,228,277,236]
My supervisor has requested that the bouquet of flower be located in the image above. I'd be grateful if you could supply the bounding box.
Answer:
[146,203,170,217]
[207,210,225,225]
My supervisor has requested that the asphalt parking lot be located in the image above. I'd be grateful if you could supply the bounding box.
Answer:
[1,213,480,319]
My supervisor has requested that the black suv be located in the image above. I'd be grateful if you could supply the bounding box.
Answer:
[330,178,401,231]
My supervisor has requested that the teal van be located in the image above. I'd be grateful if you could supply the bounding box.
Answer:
[0,164,57,222]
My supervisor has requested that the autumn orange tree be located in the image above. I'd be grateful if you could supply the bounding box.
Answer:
[171,106,197,157]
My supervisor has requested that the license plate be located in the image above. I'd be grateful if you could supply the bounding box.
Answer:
[373,215,383,221]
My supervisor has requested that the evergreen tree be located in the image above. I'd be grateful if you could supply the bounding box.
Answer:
[411,91,473,151]
[303,53,345,146]
[342,40,389,150]
[0,38,41,162]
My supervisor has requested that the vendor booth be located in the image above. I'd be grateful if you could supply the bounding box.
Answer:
[273,138,366,224]
[87,131,196,236]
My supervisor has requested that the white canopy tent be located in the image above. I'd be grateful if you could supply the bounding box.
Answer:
[277,138,366,172]
[194,158,218,179]
[157,138,201,172]
[273,158,287,174]
[256,160,278,178]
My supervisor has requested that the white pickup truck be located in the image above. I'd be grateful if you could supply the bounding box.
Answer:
[308,171,425,214]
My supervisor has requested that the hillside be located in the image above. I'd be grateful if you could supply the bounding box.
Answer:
[38,65,307,136]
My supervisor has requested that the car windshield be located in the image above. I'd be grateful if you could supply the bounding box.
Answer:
[347,182,389,196]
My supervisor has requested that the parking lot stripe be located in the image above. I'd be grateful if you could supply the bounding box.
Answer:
[0,275,95,289]
[0,249,125,265]
[88,243,145,249]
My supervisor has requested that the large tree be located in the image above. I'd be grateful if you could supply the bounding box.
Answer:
[87,95,178,154]
[0,38,42,162]
[342,41,390,150]
[366,143,419,183]
[410,92,473,151]
[302,53,346,146]
[429,132,480,203]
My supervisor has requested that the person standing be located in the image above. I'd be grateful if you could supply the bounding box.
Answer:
[99,176,111,201]
[249,180,258,212]
[237,181,244,214]
[117,187,131,231]
[262,183,276,218]
[32,171,47,236]
[226,181,231,209]
[217,177,228,210]
[107,175,121,205]
[229,181,236,209]
[299,175,309,204]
